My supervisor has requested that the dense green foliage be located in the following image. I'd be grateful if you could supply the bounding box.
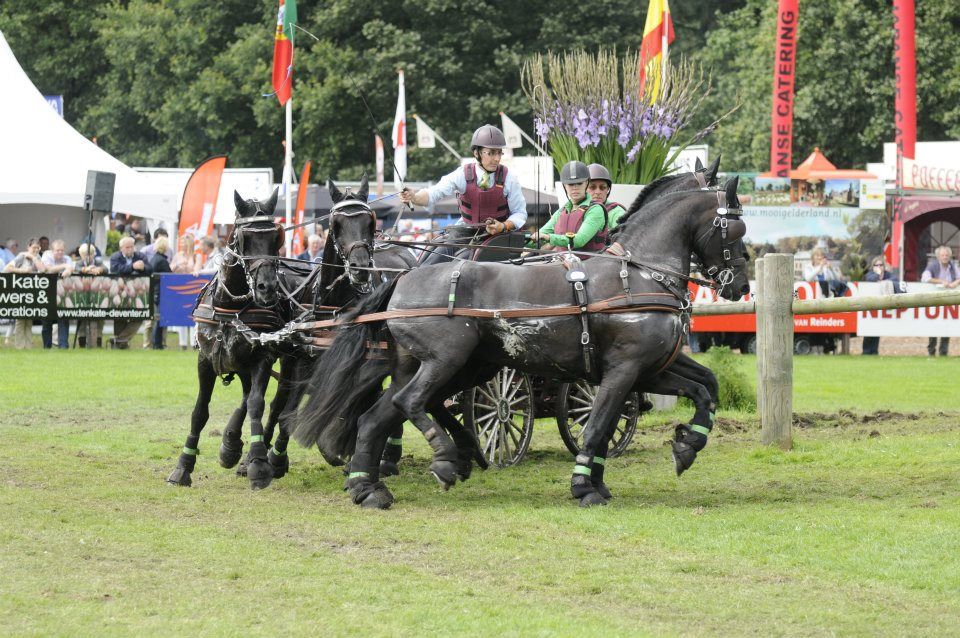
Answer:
[702,345,757,411]
[2,0,958,178]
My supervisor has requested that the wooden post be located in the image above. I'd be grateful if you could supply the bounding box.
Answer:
[759,254,793,449]
[754,258,765,418]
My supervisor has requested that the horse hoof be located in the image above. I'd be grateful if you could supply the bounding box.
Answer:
[165,467,192,487]
[671,441,697,477]
[218,439,243,469]
[236,459,248,477]
[247,459,274,490]
[268,449,289,479]
[379,460,400,478]
[429,460,458,491]
[579,492,608,508]
[360,485,394,510]
[593,481,613,500]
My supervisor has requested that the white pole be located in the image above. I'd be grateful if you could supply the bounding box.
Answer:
[284,98,293,256]
[661,7,669,89]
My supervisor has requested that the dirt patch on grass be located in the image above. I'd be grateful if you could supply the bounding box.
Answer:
[792,410,921,429]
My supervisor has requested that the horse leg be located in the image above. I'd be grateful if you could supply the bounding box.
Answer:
[219,372,249,469]
[574,365,637,507]
[166,357,217,487]
[263,356,293,448]
[640,369,716,477]
[430,402,488,481]
[268,356,309,480]
[346,387,407,509]
[245,359,276,490]
[379,421,404,478]
[586,414,619,500]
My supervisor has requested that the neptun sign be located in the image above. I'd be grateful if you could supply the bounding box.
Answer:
[0,274,57,319]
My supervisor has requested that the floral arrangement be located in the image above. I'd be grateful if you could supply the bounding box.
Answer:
[521,49,722,185]
[57,276,151,310]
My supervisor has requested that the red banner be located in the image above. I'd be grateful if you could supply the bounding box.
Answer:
[891,0,916,274]
[292,160,311,256]
[769,0,798,177]
[177,155,227,256]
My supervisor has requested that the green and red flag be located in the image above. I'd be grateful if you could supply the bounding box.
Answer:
[272,0,297,106]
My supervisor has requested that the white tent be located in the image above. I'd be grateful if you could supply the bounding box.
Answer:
[0,30,179,247]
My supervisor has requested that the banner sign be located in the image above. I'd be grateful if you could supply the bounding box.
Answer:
[156,274,212,327]
[690,281,960,337]
[0,274,57,319]
[741,206,854,243]
[43,95,64,117]
[902,158,960,192]
[769,0,798,177]
[56,275,153,319]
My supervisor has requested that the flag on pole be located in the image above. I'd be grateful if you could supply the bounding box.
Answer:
[292,160,311,255]
[271,0,297,106]
[392,70,407,192]
[414,115,436,148]
[375,134,385,196]
[638,0,675,100]
[500,112,524,149]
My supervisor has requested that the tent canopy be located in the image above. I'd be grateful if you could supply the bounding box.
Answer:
[0,31,179,225]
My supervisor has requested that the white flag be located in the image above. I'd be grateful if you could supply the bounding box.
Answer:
[414,115,437,148]
[391,70,407,192]
[500,112,524,149]
[374,134,385,196]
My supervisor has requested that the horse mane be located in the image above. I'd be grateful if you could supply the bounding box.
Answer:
[618,172,688,225]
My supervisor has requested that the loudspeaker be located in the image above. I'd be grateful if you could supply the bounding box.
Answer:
[84,170,116,212]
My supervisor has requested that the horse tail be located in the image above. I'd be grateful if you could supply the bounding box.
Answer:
[292,281,396,455]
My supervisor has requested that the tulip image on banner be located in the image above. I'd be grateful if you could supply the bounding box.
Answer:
[272,0,297,106]
[638,0,675,100]
[392,70,407,193]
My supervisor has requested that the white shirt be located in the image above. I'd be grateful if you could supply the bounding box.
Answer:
[426,163,528,229]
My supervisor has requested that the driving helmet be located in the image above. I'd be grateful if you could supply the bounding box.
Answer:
[470,125,507,150]
[587,163,613,186]
[560,160,589,184]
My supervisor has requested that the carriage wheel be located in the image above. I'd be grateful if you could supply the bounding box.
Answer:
[555,382,639,458]
[462,367,535,467]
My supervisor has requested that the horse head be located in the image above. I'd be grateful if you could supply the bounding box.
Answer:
[229,188,282,307]
[690,177,750,301]
[326,174,375,288]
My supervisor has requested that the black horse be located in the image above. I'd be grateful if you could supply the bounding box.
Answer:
[295,178,750,508]
[167,190,284,489]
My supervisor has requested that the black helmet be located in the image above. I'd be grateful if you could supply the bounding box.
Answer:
[470,125,507,150]
[587,163,612,186]
[560,160,589,184]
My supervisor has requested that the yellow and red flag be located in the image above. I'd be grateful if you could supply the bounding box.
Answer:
[271,0,297,106]
[639,0,675,100]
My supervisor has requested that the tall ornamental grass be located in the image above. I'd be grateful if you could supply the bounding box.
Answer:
[522,50,723,184]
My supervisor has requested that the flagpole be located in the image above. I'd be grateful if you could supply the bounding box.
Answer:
[284,98,293,255]
[661,5,669,87]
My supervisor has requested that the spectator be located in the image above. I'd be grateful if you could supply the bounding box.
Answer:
[141,228,172,262]
[169,235,197,351]
[0,238,16,266]
[195,236,224,275]
[40,239,74,349]
[921,245,960,356]
[3,237,46,349]
[297,233,324,264]
[803,247,847,297]
[75,243,106,348]
[38,236,50,258]
[862,258,900,356]
[109,236,152,348]
[149,236,172,349]
[127,219,148,250]
[140,230,171,349]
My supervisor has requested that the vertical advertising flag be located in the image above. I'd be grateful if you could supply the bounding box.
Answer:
[375,134,385,196]
[293,160,312,256]
[892,0,917,275]
[392,70,407,192]
[177,156,227,256]
[638,0,675,100]
[769,0,798,178]
[271,0,297,106]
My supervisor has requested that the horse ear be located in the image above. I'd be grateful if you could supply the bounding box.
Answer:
[328,179,343,204]
[707,155,721,185]
[266,187,279,215]
[234,190,248,217]
[724,175,740,205]
[357,172,369,202]
[695,157,704,172]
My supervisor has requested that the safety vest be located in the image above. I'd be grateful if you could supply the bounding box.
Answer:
[457,164,510,224]
[552,200,622,253]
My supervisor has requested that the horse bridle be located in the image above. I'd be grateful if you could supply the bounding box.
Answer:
[328,198,376,290]
[693,188,746,294]
[220,210,282,304]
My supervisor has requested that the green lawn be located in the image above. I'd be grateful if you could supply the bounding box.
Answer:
[1,350,958,636]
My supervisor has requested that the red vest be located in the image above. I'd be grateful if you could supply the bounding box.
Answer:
[458,164,509,224]
[552,200,621,253]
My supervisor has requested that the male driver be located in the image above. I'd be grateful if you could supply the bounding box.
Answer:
[109,236,152,348]
[921,245,960,356]
[297,233,324,264]
[41,239,74,349]
[399,124,527,264]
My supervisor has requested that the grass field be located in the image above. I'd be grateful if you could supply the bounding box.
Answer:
[1,350,959,636]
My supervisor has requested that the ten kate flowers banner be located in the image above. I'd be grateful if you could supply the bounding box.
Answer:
[55,275,154,320]
[522,50,722,186]
[0,273,57,319]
